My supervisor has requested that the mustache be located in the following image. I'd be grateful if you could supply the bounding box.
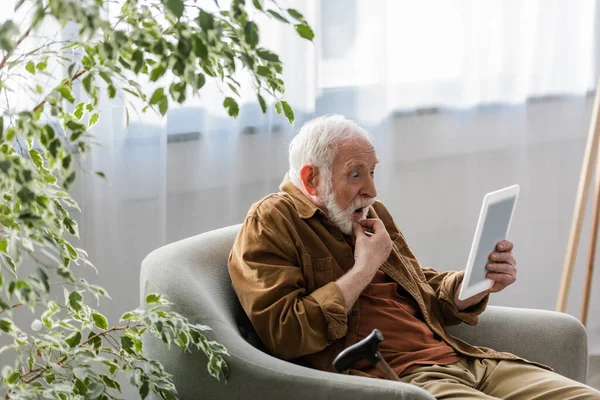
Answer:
[347,197,376,212]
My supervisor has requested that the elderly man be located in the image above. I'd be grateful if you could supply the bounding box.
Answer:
[228,115,600,399]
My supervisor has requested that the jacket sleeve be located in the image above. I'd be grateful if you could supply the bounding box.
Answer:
[228,215,347,360]
[422,268,489,326]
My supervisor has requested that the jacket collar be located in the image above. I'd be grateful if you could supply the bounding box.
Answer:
[279,174,322,219]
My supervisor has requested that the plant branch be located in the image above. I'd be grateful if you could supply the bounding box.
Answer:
[32,69,87,112]
[0,26,33,71]
[21,323,143,384]
[0,302,24,314]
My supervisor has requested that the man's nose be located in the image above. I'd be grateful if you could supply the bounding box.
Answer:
[361,175,377,198]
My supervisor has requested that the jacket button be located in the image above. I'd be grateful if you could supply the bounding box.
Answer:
[351,309,359,316]
[337,235,344,242]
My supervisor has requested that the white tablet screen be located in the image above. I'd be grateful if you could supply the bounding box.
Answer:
[468,198,516,286]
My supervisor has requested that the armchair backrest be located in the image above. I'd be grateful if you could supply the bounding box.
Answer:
[140,224,269,398]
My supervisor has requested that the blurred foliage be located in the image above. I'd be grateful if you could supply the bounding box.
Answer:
[0,0,311,398]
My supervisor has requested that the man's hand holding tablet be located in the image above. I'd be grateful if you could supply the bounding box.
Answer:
[456,185,520,309]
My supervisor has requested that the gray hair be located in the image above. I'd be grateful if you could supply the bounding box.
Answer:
[288,115,372,187]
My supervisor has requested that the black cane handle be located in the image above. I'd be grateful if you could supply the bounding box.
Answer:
[332,329,384,372]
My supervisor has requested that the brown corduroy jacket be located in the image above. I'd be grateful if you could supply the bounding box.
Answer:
[228,175,544,377]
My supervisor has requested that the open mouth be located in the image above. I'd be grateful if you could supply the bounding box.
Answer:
[353,208,364,218]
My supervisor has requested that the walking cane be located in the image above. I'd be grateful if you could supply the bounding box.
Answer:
[332,329,400,381]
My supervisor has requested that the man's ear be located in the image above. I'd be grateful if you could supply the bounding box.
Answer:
[299,165,320,196]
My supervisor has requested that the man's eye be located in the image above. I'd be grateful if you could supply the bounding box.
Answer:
[350,171,360,179]
[370,169,375,176]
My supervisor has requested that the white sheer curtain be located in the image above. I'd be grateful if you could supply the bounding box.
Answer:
[316,0,600,124]
[2,0,600,328]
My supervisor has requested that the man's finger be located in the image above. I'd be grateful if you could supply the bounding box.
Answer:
[358,218,385,232]
[486,271,515,285]
[352,222,366,238]
[489,252,514,264]
[496,240,513,252]
[486,263,515,274]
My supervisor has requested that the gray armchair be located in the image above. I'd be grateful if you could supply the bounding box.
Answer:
[140,225,589,400]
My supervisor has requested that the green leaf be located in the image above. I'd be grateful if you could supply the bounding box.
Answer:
[227,83,239,96]
[146,294,161,304]
[87,331,102,351]
[4,371,19,385]
[0,116,3,139]
[44,174,57,184]
[121,312,135,321]
[193,36,208,60]
[0,239,7,254]
[267,10,289,23]
[65,242,78,259]
[223,97,239,118]
[98,71,112,85]
[121,335,135,354]
[107,85,117,99]
[57,86,75,103]
[89,113,99,128]
[281,100,294,123]
[87,382,105,398]
[17,187,35,203]
[0,21,19,52]
[102,360,119,375]
[295,24,314,41]
[64,171,76,189]
[69,291,83,312]
[65,331,81,348]
[169,82,187,103]
[74,102,85,119]
[29,149,43,169]
[139,380,150,399]
[198,10,214,30]
[5,257,16,274]
[36,61,47,71]
[26,61,35,74]
[256,65,271,77]
[257,93,267,113]
[74,377,87,394]
[95,171,106,179]
[62,154,72,170]
[0,319,12,333]
[82,73,93,93]
[158,96,168,116]
[5,128,15,141]
[244,21,259,48]
[149,88,164,105]
[92,313,108,330]
[275,101,282,114]
[101,375,121,391]
[252,0,263,10]
[37,268,50,293]
[287,8,306,22]
[150,64,167,82]
[194,73,206,91]
[256,48,280,62]
[165,0,184,18]
[69,131,83,142]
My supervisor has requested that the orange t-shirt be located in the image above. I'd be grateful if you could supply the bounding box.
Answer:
[355,270,460,378]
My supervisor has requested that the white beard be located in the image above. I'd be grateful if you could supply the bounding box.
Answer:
[321,181,375,235]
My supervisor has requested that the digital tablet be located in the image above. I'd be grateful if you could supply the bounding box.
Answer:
[457,185,520,301]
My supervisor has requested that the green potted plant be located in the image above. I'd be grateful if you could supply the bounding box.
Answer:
[0,0,312,398]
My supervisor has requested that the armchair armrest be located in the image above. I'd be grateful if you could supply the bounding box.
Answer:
[445,305,588,383]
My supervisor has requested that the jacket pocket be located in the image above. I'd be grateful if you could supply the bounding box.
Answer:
[312,257,334,289]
